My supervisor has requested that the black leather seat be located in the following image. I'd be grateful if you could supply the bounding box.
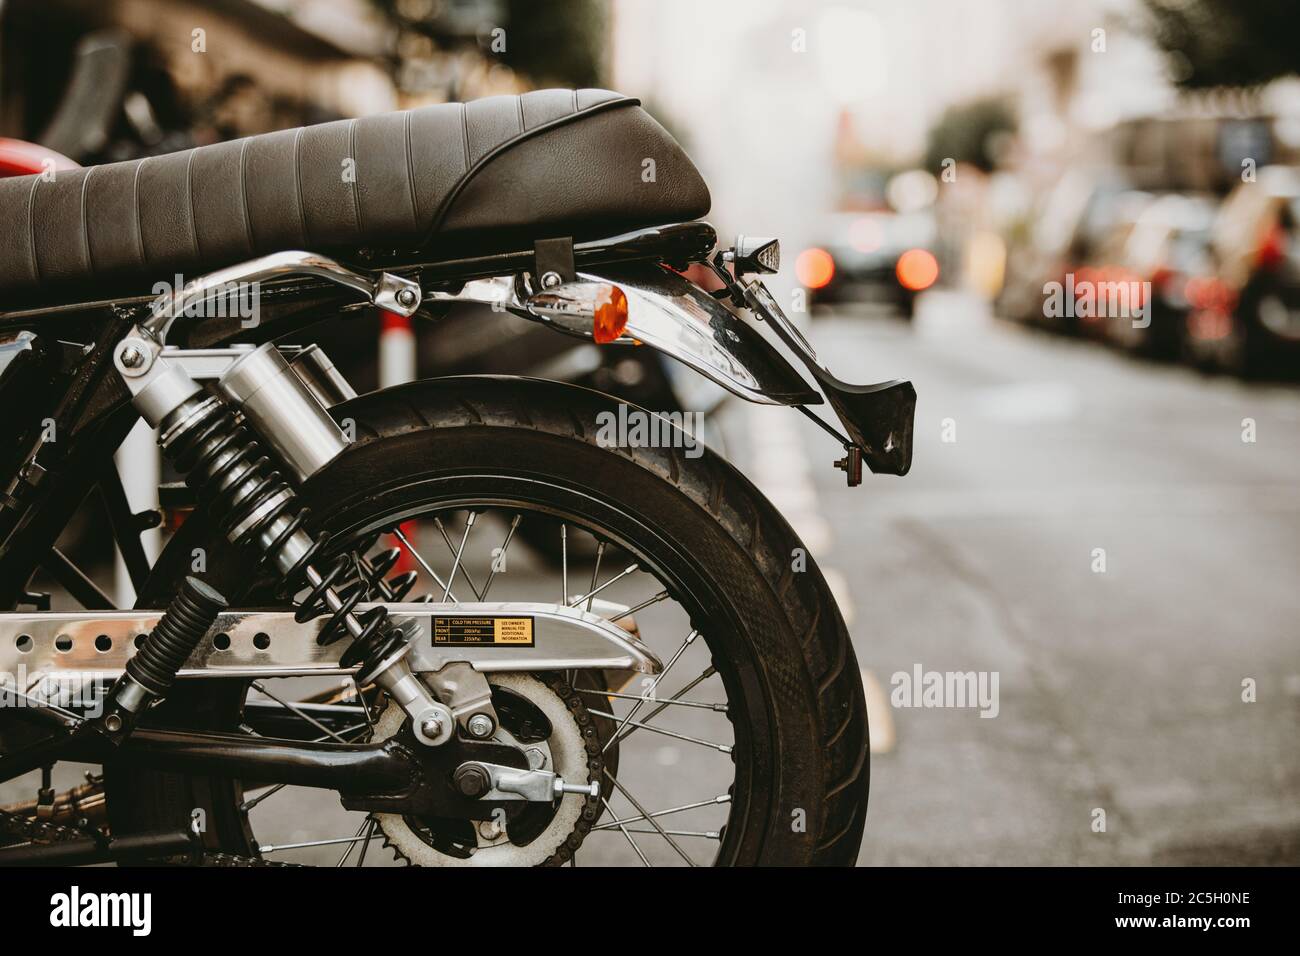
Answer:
[0,89,710,300]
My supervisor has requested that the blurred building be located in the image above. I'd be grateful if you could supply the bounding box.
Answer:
[0,0,596,162]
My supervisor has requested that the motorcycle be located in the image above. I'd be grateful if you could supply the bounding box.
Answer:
[0,89,914,866]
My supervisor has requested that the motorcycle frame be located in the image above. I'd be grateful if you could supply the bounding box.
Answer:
[0,219,912,802]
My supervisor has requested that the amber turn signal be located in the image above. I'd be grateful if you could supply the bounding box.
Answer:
[593,284,629,343]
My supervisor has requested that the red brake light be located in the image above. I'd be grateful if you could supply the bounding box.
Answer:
[1257,221,1287,271]
[896,248,938,291]
[796,248,835,289]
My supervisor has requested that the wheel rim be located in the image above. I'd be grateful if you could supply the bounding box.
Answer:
[201,480,770,867]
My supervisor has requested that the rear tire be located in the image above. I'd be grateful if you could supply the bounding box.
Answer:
[111,377,868,865]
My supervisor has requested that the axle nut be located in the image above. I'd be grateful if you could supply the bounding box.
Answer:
[453,763,492,798]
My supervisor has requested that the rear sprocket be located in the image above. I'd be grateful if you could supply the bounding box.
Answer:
[375,672,612,866]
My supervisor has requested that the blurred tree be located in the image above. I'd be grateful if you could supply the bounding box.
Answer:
[923,98,1016,174]
[1142,0,1300,88]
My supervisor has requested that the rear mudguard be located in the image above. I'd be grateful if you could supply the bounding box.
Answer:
[588,262,915,476]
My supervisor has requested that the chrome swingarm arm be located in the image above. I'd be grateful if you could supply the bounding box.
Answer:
[0,601,660,683]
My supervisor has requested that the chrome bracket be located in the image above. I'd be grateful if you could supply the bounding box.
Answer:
[139,250,422,346]
[463,761,600,801]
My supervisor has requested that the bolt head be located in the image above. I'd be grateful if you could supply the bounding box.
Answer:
[540,270,562,289]
[453,763,491,798]
[467,713,495,738]
[396,287,418,307]
[104,714,123,733]
[420,715,444,739]
[119,346,144,369]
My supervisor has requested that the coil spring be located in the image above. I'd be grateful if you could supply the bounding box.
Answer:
[163,395,415,673]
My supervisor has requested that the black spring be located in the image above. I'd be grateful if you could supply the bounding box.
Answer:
[295,547,414,668]
[165,399,313,561]
[162,396,410,677]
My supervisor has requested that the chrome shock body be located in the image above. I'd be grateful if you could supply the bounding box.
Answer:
[120,339,454,747]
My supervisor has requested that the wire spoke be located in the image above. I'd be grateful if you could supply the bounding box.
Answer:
[593,793,731,831]
[603,769,695,866]
[601,795,651,866]
[393,527,458,603]
[352,679,375,730]
[250,682,349,743]
[441,512,476,603]
[560,523,568,603]
[603,630,697,753]
[356,816,376,866]
[480,514,521,600]
[259,832,384,854]
[610,589,670,620]
[568,563,639,607]
[621,828,720,839]
[590,708,731,753]
[334,816,371,866]
[616,665,718,746]
[586,540,606,612]
[575,688,726,712]
[434,517,483,600]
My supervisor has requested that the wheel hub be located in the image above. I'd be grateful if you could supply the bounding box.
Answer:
[373,672,610,866]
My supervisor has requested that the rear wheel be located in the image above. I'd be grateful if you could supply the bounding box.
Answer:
[109,377,868,865]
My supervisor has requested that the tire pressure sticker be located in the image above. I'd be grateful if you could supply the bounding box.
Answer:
[432,616,535,647]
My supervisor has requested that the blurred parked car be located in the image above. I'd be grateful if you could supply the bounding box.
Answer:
[1105,193,1218,359]
[797,210,940,318]
[1064,189,1154,341]
[999,169,1137,333]
[1184,166,1300,378]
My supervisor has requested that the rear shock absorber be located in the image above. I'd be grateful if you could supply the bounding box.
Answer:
[125,341,454,747]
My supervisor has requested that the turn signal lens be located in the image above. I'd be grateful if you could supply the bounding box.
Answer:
[796,247,835,289]
[593,284,629,343]
[896,248,939,291]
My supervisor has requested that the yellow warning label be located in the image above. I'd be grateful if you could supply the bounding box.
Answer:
[493,618,533,644]
[432,617,534,647]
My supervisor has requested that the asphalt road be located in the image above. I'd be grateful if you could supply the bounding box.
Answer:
[5,293,1296,866]
[776,294,1300,865]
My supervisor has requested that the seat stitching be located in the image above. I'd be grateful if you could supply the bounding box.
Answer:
[460,103,471,171]
[293,127,309,245]
[403,110,418,229]
[26,175,41,282]
[238,138,255,253]
[79,166,95,274]
[185,149,202,258]
[132,158,148,268]
[348,118,362,233]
